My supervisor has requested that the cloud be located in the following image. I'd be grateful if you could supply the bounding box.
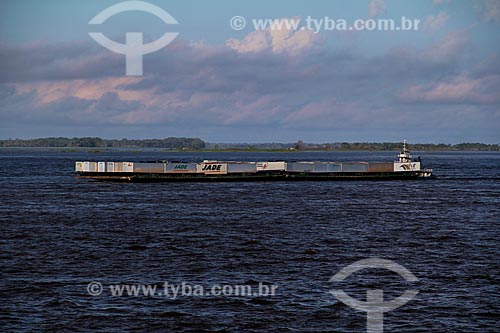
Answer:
[0,83,148,126]
[0,42,123,82]
[399,74,500,104]
[0,84,16,100]
[281,99,359,128]
[226,18,319,55]
[420,29,468,62]
[423,12,450,31]
[369,0,386,18]
[13,77,143,104]
[94,92,142,113]
[226,30,269,53]
[0,25,498,141]
[476,0,500,23]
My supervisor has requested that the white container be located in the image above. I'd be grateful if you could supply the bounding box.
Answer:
[341,163,368,172]
[75,162,83,172]
[166,163,198,173]
[197,163,227,174]
[312,162,342,173]
[133,162,165,173]
[83,161,97,172]
[394,162,420,172]
[107,162,115,172]
[286,162,314,172]
[256,161,286,171]
[123,162,134,172]
[98,162,106,172]
[227,162,257,173]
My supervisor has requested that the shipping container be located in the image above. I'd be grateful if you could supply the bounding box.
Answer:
[114,162,123,172]
[123,162,134,173]
[166,163,198,173]
[75,162,83,172]
[367,162,393,173]
[328,163,342,172]
[197,163,228,174]
[341,162,368,172]
[312,162,342,173]
[98,162,106,172]
[227,162,257,173]
[286,162,315,172]
[133,162,165,173]
[106,162,115,172]
[83,161,97,172]
[311,162,328,173]
[394,162,420,172]
[256,161,286,171]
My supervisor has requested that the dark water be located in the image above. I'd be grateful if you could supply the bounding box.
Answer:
[1,149,499,332]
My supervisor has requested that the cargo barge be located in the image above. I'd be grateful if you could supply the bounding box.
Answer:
[75,141,433,182]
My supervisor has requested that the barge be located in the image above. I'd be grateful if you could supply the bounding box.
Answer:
[75,141,433,182]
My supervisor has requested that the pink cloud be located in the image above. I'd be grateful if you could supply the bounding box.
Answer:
[226,18,319,55]
[421,29,468,61]
[400,75,500,104]
[281,100,391,128]
[14,77,144,104]
[226,31,269,53]
[223,94,287,125]
[423,12,450,31]
[1,24,498,141]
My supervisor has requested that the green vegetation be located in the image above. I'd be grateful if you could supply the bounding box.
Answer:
[0,137,206,149]
[208,141,500,151]
[0,137,497,151]
[328,142,500,151]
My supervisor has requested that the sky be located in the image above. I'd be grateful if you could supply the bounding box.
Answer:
[0,0,499,143]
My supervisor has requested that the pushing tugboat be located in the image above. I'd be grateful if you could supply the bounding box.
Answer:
[75,141,433,182]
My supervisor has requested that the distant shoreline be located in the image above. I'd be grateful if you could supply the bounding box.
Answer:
[0,137,498,152]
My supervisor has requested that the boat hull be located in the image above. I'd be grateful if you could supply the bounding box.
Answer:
[76,170,433,182]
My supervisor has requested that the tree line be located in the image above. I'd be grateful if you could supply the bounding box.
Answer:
[322,142,500,151]
[0,138,497,151]
[0,137,206,149]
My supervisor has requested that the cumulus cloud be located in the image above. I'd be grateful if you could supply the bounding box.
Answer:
[400,74,500,104]
[0,83,148,126]
[0,26,498,141]
[423,12,450,31]
[226,30,269,53]
[226,18,319,55]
